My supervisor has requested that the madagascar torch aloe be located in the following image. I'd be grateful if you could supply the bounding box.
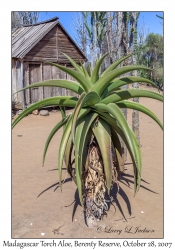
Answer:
[12,53,163,227]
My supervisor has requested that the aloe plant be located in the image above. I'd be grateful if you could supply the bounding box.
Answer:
[12,53,163,227]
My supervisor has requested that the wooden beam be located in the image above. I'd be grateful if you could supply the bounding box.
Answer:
[56,26,59,62]
[40,63,44,100]
[21,60,25,110]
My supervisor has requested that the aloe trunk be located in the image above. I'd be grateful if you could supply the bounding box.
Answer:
[84,133,119,227]
[83,136,107,227]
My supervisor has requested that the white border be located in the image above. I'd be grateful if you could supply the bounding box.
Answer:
[1,1,175,249]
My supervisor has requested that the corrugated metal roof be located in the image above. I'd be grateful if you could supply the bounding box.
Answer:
[12,17,87,60]
[12,20,58,58]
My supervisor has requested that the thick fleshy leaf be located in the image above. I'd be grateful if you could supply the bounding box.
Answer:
[101,53,133,77]
[96,112,141,194]
[78,108,91,119]
[57,107,90,189]
[107,103,139,172]
[77,113,98,174]
[108,103,142,180]
[60,106,66,119]
[101,76,158,97]
[101,89,163,104]
[71,107,92,144]
[110,127,123,174]
[117,100,163,129]
[74,118,84,205]
[91,53,108,84]
[92,65,152,96]
[82,91,101,107]
[71,107,90,144]
[62,53,84,74]
[129,127,142,192]
[13,79,84,96]
[42,115,70,166]
[71,92,86,144]
[60,106,66,131]
[12,96,78,129]
[64,133,76,183]
[58,115,72,190]
[93,103,141,185]
[82,130,93,172]
[46,62,93,92]
[79,60,91,79]
[71,91,100,143]
[92,118,113,193]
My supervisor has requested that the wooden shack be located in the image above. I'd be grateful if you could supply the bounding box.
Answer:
[12,17,87,110]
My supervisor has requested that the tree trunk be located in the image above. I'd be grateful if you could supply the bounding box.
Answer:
[116,12,123,60]
[106,12,114,63]
[92,12,98,68]
[117,12,129,164]
[129,12,140,144]
[82,14,87,57]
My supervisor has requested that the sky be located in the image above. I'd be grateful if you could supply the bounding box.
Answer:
[38,11,163,42]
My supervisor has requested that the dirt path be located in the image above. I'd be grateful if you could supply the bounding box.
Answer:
[12,86,163,238]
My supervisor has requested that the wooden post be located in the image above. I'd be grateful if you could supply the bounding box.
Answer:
[56,26,59,62]
[27,62,30,105]
[21,60,25,110]
[23,62,30,107]
[40,63,43,100]
[65,64,67,96]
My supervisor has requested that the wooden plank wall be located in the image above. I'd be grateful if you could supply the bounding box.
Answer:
[51,65,64,96]
[12,59,17,103]
[57,25,84,64]
[42,64,78,99]
[24,24,85,63]
[12,22,85,108]
[43,64,53,99]
[29,64,42,103]
[12,59,23,105]
[12,60,79,108]
[23,62,30,106]
[24,26,58,62]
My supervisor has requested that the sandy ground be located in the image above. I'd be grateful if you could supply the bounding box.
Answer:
[12,86,163,239]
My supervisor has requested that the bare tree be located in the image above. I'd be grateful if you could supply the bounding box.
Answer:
[12,12,40,30]
[129,12,140,144]
[106,12,114,63]
[116,12,131,163]
[116,12,124,60]
[72,12,107,71]
[72,12,88,57]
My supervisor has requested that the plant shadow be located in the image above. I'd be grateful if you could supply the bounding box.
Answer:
[37,177,72,198]
[106,170,159,221]
[37,166,158,223]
